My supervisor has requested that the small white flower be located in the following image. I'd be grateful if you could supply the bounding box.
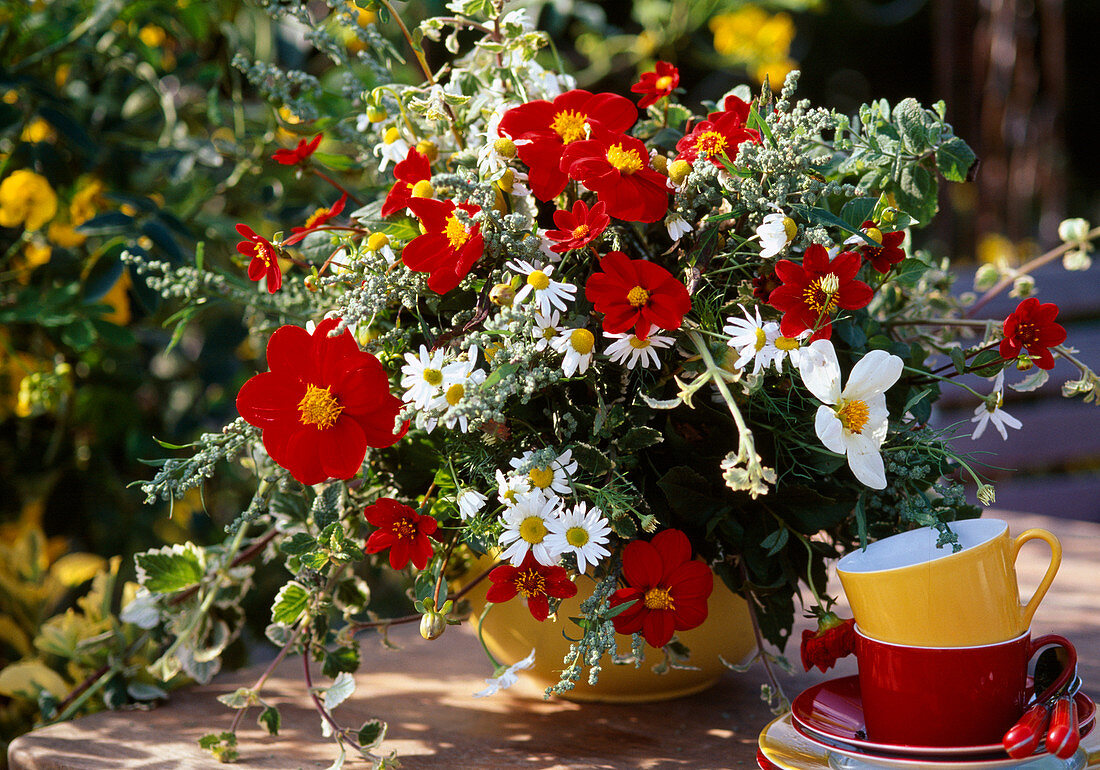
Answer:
[797,339,904,490]
[604,331,674,370]
[374,126,410,172]
[456,488,488,520]
[507,259,577,316]
[509,448,579,497]
[473,649,536,698]
[757,213,796,258]
[766,327,812,373]
[723,305,772,374]
[495,469,531,508]
[666,214,692,243]
[400,345,446,409]
[551,327,596,377]
[532,311,562,351]
[544,502,611,574]
[971,371,1023,441]
[428,347,487,433]
[498,491,563,566]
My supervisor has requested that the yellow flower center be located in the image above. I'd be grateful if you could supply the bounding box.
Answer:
[864,227,883,245]
[422,368,443,386]
[392,518,416,539]
[416,140,438,161]
[550,109,588,143]
[514,568,546,598]
[367,232,389,251]
[668,159,692,184]
[566,526,589,547]
[297,384,344,429]
[445,383,465,405]
[527,270,550,291]
[528,466,555,489]
[775,335,800,351]
[519,515,548,544]
[606,143,643,174]
[493,137,517,157]
[571,224,590,239]
[628,336,651,349]
[411,180,434,198]
[383,127,400,144]
[754,327,767,351]
[836,399,870,434]
[643,586,675,610]
[569,329,595,355]
[444,215,469,250]
[654,75,674,91]
[304,206,331,229]
[782,216,798,241]
[694,130,728,159]
[803,275,840,315]
[541,326,557,341]
[626,285,650,307]
[503,488,518,504]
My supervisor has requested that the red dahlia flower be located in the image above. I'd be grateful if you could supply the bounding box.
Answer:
[545,199,610,254]
[854,220,906,273]
[1000,297,1067,370]
[380,147,432,217]
[235,318,407,485]
[631,61,680,109]
[608,529,713,649]
[675,110,759,169]
[497,89,637,201]
[364,497,438,570]
[800,614,856,673]
[485,552,578,622]
[560,130,669,223]
[706,94,753,124]
[585,250,691,338]
[403,198,484,294]
[284,194,347,245]
[272,134,322,166]
[236,223,281,293]
[767,244,873,341]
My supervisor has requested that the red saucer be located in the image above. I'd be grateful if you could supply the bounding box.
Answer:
[792,675,1096,757]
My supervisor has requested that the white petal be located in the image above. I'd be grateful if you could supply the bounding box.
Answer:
[845,433,888,489]
[799,340,842,404]
[815,406,847,454]
[844,350,904,401]
[863,393,890,444]
[970,412,990,440]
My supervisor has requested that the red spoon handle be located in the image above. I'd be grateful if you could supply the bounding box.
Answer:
[1046,696,1080,759]
[1004,701,1052,759]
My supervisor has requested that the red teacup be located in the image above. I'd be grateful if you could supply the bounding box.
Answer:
[855,627,1076,747]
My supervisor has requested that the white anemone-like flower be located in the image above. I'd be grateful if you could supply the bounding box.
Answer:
[400,344,446,409]
[551,327,596,376]
[765,327,812,373]
[971,371,1022,441]
[797,339,903,490]
[604,331,674,369]
[509,448,578,498]
[507,259,576,316]
[757,213,795,258]
[428,347,487,432]
[544,502,611,574]
[473,649,536,698]
[532,311,561,352]
[666,214,692,242]
[498,490,563,566]
[456,488,488,520]
[723,305,772,373]
[374,127,410,172]
[495,469,532,508]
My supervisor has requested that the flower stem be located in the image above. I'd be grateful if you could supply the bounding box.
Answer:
[228,620,305,734]
[311,170,363,206]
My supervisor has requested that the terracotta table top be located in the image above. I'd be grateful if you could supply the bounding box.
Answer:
[9,509,1100,769]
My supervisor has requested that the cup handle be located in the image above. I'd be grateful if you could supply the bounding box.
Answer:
[1028,634,1077,704]
[1013,528,1062,630]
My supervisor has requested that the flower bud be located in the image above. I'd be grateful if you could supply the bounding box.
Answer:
[383,127,401,144]
[1063,249,1092,272]
[1010,274,1035,298]
[416,140,438,161]
[420,611,446,640]
[1016,356,1034,371]
[367,232,389,251]
[410,180,434,198]
[1058,217,1089,243]
[650,154,668,174]
[489,282,515,306]
[496,168,515,193]
[668,159,692,185]
[863,227,883,245]
[365,107,386,124]
[493,137,516,158]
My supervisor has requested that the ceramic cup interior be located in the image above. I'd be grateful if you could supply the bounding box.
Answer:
[837,518,1005,574]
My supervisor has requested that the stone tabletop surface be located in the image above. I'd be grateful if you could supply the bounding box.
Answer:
[9,510,1100,769]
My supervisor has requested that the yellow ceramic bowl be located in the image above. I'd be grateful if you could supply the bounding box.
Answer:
[462,559,756,702]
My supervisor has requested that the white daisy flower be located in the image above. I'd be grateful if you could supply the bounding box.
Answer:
[532,311,561,352]
[544,502,611,575]
[766,327,812,373]
[971,371,1022,441]
[428,347,487,432]
[498,491,563,566]
[551,327,596,377]
[400,344,446,409]
[757,213,796,258]
[509,448,579,498]
[476,111,513,180]
[604,331,674,370]
[495,469,531,508]
[374,126,410,172]
[473,649,536,698]
[724,305,773,374]
[797,339,904,490]
[666,214,692,242]
[506,259,577,316]
[456,488,488,520]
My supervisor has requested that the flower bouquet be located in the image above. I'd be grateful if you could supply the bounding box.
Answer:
[121,0,1100,764]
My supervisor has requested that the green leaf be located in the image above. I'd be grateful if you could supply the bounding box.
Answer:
[61,319,96,351]
[570,442,612,475]
[76,211,133,236]
[482,362,519,390]
[357,719,387,751]
[217,687,258,709]
[258,705,280,735]
[300,551,330,570]
[761,527,789,556]
[134,543,204,594]
[280,532,317,556]
[311,484,343,531]
[894,98,930,152]
[322,646,360,678]
[322,672,356,710]
[936,136,978,183]
[617,426,663,453]
[894,165,938,224]
[890,257,931,287]
[311,151,356,171]
[969,349,1007,378]
[949,347,967,375]
[271,581,310,624]
[1009,368,1049,393]
[790,204,874,243]
[839,197,877,229]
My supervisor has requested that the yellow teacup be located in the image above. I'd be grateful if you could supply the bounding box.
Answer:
[836,518,1061,647]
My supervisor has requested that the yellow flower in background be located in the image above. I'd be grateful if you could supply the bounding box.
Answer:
[710,6,798,86]
[754,58,798,89]
[351,2,376,26]
[55,64,71,88]
[21,119,55,144]
[977,233,1017,268]
[69,177,104,225]
[1,90,17,105]
[138,24,167,48]
[0,170,58,231]
[47,221,86,248]
[99,270,132,326]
